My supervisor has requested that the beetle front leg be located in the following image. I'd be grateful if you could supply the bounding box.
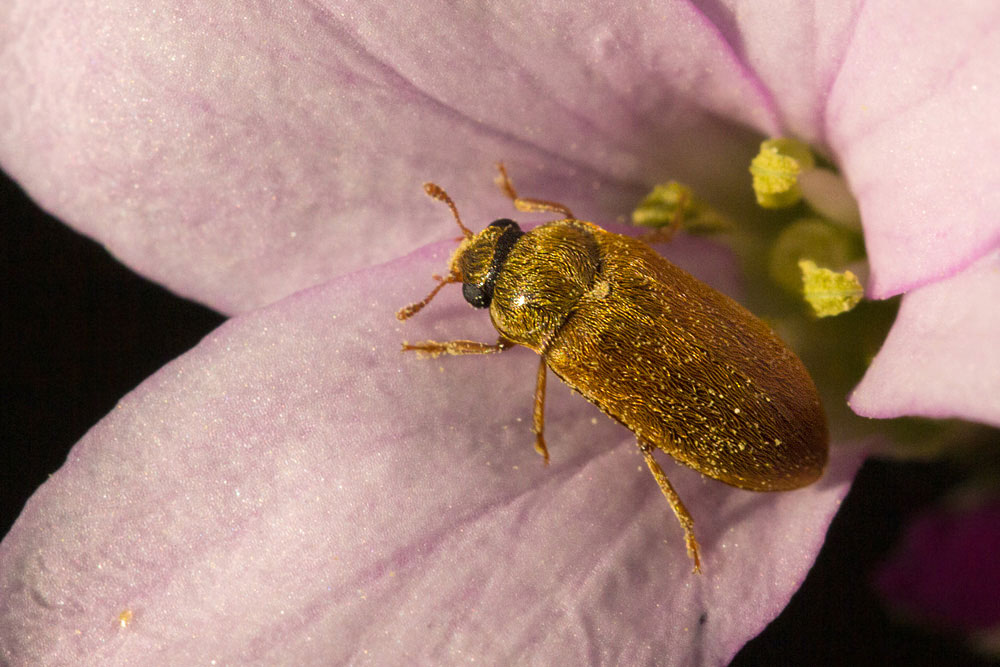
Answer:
[639,440,703,574]
[401,336,515,359]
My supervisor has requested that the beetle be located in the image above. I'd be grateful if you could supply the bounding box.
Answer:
[397,164,828,572]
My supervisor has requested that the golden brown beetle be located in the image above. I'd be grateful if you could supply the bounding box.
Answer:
[398,164,828,572]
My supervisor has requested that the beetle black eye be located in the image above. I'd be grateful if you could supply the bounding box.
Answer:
[462,219,522,310]
[463,282,491,308]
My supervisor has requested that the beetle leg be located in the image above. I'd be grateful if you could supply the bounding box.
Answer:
[531,357,550,465]
[495,162,575,219]
[639,440,702,574]
[401,336,515,359]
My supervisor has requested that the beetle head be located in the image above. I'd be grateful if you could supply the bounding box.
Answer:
[451,218,523,309]
[396,183,524,321]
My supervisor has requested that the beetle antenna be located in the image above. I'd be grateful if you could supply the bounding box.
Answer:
[396,272,460,321]
[424,182,474,239]
[494,162,575,219]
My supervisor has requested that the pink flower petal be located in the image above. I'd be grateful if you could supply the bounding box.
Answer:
[849,249,1000,427]
[698,2,860,147]
[7,1,998,311]
[1,237,859,663]
[827,1,1000,298]
[0,1,775,314]
[876,500,1000,632]
[713,1,1000,297]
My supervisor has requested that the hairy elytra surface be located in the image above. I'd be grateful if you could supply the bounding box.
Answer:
[493,222,828,491]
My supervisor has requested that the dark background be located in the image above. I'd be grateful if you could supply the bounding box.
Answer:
[2,171,993,666]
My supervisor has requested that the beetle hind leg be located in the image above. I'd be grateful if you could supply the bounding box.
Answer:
[639,440,702,574]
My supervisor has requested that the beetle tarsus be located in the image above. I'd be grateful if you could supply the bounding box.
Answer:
[533,435,550,465]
